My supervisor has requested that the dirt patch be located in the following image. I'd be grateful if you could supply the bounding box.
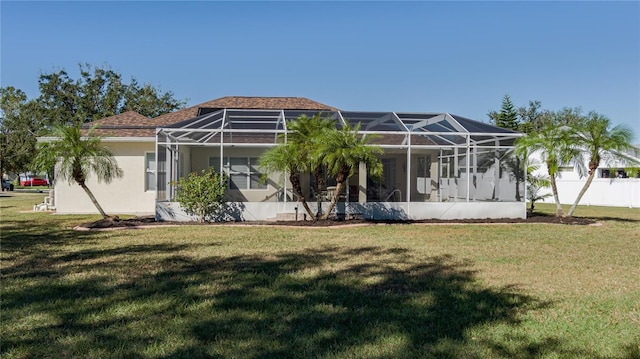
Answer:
[78,213,597,230]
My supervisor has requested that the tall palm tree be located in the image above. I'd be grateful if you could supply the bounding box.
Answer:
[318,122,383,220]
[567,112,637,216]
[34,124,123,219]
[516,123,581,217]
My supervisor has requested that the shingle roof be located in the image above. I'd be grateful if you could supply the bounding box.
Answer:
[86,97,338,138]
[83,111,159,137]
[153,96,338,127]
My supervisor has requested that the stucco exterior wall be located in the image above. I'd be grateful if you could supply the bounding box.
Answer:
[54,141,157,214]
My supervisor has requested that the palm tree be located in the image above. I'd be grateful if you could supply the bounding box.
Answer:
[286,114,335,219]
[34,124,123,219]
[516,123,581,217]
[260,113,336,220]
[259,142,315,219]
[567,112,637,216]
[318,122,383,220]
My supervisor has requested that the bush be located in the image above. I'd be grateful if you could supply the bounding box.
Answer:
[174,168,228,222]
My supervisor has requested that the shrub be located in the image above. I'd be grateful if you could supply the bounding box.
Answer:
[174,168,228,222]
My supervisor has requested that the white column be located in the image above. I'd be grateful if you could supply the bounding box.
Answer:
[466,136,471,203]
[359,162,367,202]
[406,134,412,209]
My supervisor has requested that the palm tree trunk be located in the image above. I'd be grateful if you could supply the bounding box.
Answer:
[289,173,314,220]
[314,166,324,219]
[78,181,109,219]
[567,171,596,217]
[549,175,565,217]
[321,167,349,221]
[320,180,345,220]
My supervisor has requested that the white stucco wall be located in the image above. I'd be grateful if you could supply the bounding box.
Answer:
[54,140,157,215]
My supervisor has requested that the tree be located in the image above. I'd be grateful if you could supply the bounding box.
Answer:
[285,114,335,218]
[123,79,186,118]
[488,95,524,200]
[1,63,185,177]
[488,94,520,130]
[0,87,42,175]
[34,124,123,219]
[515,122,581,217]
[318,122,383,220]
[37,63,186,126]
[567,112,637,216]
[259,113,336,220]
[174,168,228,223]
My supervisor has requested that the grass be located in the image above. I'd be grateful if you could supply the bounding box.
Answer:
[1,193,639,358]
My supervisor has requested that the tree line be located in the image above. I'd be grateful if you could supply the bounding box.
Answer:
[489,95,638,217]
[0,64,186,177]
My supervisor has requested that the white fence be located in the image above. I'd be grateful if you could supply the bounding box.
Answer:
[538,178,640,208]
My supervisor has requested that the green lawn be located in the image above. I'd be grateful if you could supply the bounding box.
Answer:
[1,193,639,358]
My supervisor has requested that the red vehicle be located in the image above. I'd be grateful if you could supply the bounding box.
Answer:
[20,177,49,186]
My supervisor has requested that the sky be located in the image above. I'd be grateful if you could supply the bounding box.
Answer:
[1,1,639,140]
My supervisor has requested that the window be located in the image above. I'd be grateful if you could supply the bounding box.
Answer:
[145,152,156,191]
[209,157,266,190]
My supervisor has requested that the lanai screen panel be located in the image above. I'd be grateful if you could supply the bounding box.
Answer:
[162,110,226,144]
[222,109,284,145]
[282,110,338,122]
[397,113,463,146]
[342,111,405,132]
[341,111,408,146]
[450,115,518,147]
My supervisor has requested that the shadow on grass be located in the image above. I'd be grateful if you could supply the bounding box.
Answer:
[4,225,621,359]
[584,216,640,224]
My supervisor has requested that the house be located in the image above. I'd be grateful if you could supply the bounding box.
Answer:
[52,96,526,221]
